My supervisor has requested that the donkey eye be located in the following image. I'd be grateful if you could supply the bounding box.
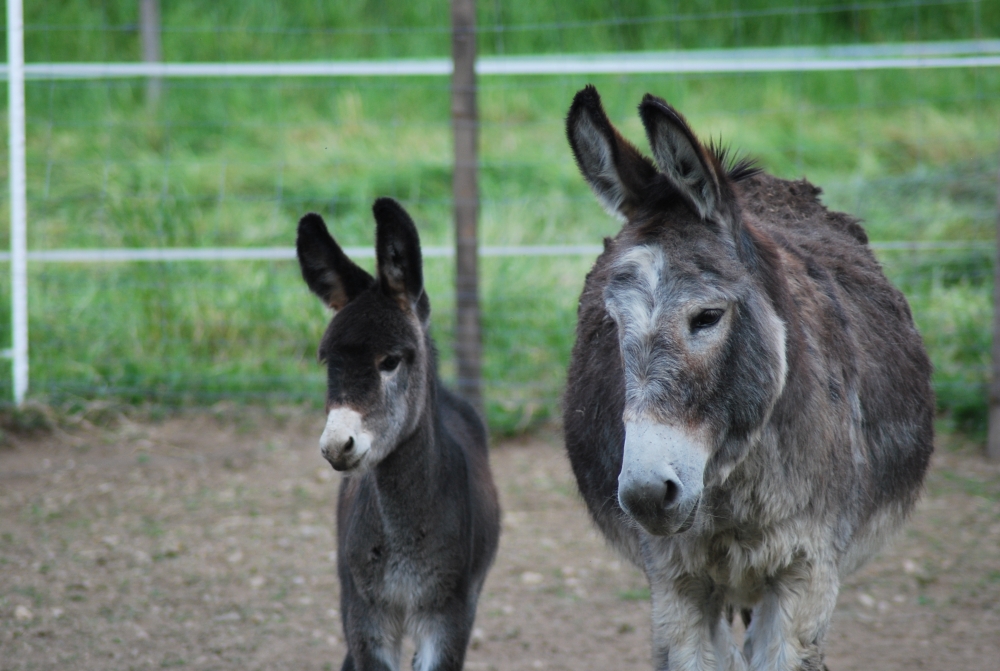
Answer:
[378,355,402,373]
[690,309,724,331]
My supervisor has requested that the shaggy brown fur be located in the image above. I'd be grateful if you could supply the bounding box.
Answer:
[563,86,932,671]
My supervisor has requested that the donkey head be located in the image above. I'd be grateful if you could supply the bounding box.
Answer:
[296,198,432,472]
[567,86,788,536]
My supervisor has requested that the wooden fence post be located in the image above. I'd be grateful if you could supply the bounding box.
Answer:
[451,0,483,418]
[989,158,1000,461]
[140,0,162,106]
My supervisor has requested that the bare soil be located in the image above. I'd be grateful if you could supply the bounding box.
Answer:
[1,410,998,670]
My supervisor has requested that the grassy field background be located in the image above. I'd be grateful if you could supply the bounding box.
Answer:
[0,1,997,434]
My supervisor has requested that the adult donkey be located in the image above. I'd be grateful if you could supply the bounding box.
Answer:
[563,85,933,670]
[297,198,501,671]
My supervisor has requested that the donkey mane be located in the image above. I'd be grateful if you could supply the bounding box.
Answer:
[706,138,761,183]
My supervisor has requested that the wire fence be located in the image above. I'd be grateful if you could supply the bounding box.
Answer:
[1,1,997,433]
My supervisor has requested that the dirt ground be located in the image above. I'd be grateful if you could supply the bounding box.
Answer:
[1,408,998,671]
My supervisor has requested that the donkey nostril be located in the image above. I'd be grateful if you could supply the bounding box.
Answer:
[342,436,355,453]
[663,479,680,506]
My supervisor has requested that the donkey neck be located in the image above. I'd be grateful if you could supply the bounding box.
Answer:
[370,375,451,524]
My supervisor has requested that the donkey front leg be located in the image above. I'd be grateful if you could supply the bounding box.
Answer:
[341,603,404,671]
[411,600,478,671]
[647,572,747,671]
[743,558,839,671]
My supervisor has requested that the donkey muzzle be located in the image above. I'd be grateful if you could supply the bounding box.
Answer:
[618,420,708,536]
[319,407,373,472]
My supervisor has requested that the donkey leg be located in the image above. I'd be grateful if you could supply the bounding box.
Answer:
[744,558,839,671]
[410,599,478,671]
[647,573,747,671]
[341,603,404,671]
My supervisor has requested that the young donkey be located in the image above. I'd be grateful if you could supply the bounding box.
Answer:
[563,86,933,670]
[296,198,501,671]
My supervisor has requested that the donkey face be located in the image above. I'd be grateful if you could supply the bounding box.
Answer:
[296,198,431,472]
[567,86,787,536]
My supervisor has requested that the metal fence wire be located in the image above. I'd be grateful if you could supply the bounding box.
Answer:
[1,1,997,434]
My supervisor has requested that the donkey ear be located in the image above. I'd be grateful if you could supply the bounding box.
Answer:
[296,213,374,310]
[566,85,658,221]
[373,198,425,314]
[638,95,722,220]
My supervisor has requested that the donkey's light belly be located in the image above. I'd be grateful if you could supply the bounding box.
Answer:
[382,555,435,610]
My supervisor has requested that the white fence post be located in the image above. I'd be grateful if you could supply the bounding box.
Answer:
[7,0,29,405]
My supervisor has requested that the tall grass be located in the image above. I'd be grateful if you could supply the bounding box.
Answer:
[0,2,996,434]
[15,1,1000,60]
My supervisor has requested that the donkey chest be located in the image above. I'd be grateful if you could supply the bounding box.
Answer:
[344,515,462,609]
[700,534,772,601]
[688,520,817,605]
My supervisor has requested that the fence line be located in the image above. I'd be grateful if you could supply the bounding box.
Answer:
[0,241,989,265]
[13,0,985,36]
[1,40,999,80]
[4,25,998,418]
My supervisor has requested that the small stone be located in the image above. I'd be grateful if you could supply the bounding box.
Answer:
[520,571,543,585]
[857,592,876,609]
[249,576,265,589]
[14,605,33,621]
[158,539,184,558]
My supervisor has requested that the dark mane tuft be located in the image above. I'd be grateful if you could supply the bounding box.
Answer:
[708,137,761,183]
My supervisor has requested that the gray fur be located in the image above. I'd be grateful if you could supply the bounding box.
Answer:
[297,199,501,671]
[563,86,933,670]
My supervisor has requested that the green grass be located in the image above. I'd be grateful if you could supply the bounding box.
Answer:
[0,2,996,434]
[14,1,1000,60]
[619,587,652,601]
